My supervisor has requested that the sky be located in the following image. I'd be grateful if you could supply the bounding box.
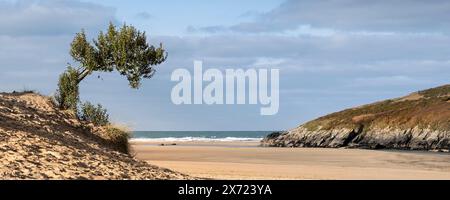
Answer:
[0,0,449,131]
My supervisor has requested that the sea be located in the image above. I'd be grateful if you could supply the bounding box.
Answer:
[131,131,274,142]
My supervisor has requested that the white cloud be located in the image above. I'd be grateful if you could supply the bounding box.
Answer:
[135,11,153,20]
[193,0,450,34]
[0,0,117,36]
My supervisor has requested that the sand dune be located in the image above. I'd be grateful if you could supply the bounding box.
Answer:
[0,92,191,180]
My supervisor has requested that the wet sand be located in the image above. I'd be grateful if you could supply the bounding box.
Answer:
[131,140,450,180]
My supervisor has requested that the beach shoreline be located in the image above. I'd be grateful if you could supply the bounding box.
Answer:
[131,140,450,180]
[131,139,261,148]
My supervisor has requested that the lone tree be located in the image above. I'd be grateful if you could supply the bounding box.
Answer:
[56,22,167,110]
[71,22,167,88]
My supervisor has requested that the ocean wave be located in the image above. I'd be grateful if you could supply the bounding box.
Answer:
[130,137,263,142]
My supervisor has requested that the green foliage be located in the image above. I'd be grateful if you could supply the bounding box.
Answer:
[79,101,110,126]
[70,22,167,88]
[70,31,97,72]
[55,67,80,111]
[52,22,163,154]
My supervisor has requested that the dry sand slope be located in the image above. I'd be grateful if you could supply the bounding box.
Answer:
[0,92,191,180]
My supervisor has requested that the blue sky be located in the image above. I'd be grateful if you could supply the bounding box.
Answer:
[0,0,449,131]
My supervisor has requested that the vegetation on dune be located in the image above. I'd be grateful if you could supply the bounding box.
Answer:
[51,22,167,154]
[55,67,80,111]
[79,102,110,126]
[55,22,167,111]
[102,125,132,154]
[303,85,450,132]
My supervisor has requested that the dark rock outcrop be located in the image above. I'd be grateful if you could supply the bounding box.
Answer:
[261,126,449,150]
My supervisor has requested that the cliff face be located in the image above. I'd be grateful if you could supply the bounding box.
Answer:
[0,92,190,179]
[262,85,450,151]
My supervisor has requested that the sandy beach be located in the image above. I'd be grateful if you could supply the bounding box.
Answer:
[131,140,450,180]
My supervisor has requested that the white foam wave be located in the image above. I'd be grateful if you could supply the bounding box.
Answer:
[131,137,263,142]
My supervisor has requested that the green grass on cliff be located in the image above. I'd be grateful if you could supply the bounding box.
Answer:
[418,84,450,98]
[303,84,450,131]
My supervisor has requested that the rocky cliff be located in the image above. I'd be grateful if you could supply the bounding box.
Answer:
[262,85,450,151]
[0,92,191,179]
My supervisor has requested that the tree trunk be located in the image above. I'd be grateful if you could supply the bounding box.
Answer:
[77,68,91,84]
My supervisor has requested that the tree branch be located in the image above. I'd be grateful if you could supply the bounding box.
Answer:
[77,68,91,84]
